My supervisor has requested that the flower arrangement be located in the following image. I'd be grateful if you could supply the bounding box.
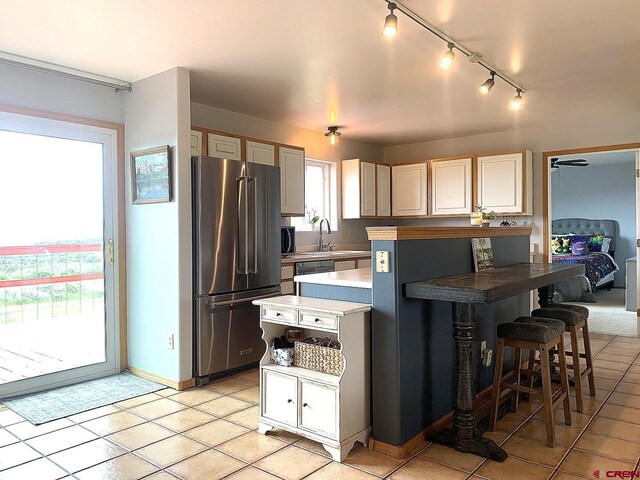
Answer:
[305,205,320,226]
[476,205,497,222]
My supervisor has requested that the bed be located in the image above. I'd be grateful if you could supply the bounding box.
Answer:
[551,218,620,291]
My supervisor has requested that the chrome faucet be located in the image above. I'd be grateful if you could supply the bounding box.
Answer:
[317,218,332,251]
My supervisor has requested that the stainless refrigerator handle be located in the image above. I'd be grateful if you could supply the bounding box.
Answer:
[236,176,249,275]
[207,292,279,310]
[251,177,258,273]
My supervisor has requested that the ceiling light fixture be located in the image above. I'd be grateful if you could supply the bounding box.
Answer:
[511,89,524,110]
[381,0,526,108]
[439,43,455,69]
[382,2,399,38]
[479,71,496,94]
[325,126,341,146]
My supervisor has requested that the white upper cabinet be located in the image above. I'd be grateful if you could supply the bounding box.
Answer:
[430,157,473,216]
[279,146,305,216]
[360,162,376,217]
[208,133,241,161]
[246,140,275,165]
[476,150,532,215]
[376,164,391,217]
[190,130,203,156]
[341,159,377,219]
[392,162,428,216]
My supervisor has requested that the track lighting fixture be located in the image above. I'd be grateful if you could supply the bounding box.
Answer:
[439,43,455,69]
[380,0,526,109]
[382,2,398,38]
[511,89,524,110]
[325,126,341,146]
[479,71,496,94]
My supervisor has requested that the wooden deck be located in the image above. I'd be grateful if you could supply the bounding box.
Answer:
[0,313,105,385]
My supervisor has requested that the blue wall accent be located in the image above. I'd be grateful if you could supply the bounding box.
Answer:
[298,283,372,304]
[371,235,530,445]
[551,162,636,286]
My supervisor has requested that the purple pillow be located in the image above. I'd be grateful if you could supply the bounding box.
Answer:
[571,241,588,256]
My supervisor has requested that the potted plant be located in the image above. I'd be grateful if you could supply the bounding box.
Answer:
[476,206,497,226]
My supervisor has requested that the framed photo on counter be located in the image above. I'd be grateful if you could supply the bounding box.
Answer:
[130,145,171,204]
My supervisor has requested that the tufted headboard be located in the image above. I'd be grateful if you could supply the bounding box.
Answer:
[552,218,618,255]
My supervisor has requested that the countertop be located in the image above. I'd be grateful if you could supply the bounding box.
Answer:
[253,294,371,315]
[294,268,372,289]
[366,226,533,241]
[281,250,371,265]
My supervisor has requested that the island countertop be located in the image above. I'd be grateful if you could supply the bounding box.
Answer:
[366,225,532,241]
[294,267,372,289]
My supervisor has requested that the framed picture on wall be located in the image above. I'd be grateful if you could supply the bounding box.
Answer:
[130,145,171,204]
[471,237,495,272]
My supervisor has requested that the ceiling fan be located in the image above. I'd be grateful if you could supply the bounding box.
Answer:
[550,157,589,169]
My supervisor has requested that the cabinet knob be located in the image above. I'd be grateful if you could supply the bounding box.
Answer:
[276,312,282,317]
[287,399,293,404]
[314,318,320,322]
[303,403,308,407]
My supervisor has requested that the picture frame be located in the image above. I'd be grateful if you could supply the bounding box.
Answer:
[130,145,171,204]
[471,237,495,272]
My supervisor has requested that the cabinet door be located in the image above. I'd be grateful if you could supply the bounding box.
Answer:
[280,147,305,216]
[376,164,391,217]
[246,141,275,166]
[208,133,241,161]
[262,370,297,427]
[477,152,525,214]
[392,163,427,216]
[334,260,356,271]
[190,130,202,156]
[360,162,376,217]
[299,380,337,438]
[430,158,472,215]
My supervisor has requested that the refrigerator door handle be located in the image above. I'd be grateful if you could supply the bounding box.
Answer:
[237,176,249,275]
[207,291,280,310]
[247,177,258,274]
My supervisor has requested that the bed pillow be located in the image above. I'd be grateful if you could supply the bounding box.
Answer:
[571,240,589,256]
[569,234,607,253]
[551,235,571,255]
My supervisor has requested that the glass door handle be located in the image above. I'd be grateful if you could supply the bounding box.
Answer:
[107,239,114,266]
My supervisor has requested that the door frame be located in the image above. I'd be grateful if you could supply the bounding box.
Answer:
[542,142,640,335]
[0,103,126,396]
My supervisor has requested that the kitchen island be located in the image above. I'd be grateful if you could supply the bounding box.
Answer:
[294,267,371,303]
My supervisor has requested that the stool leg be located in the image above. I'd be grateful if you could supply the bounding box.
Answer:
[511,348,522,413]
[569,325,584,412]
[582,320,597,396]
[557,336,572,426]
[527,349,536,391]
[539,344,556,448]
[489,339,505,431]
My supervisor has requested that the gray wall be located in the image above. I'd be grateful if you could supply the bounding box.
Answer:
[551,162,636,285]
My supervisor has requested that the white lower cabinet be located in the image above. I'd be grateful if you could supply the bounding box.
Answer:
[254,295,371,462]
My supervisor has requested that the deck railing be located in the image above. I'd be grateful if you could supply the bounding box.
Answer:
[0,243,104,323]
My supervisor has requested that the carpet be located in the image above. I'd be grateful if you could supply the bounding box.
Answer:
[567,288,639,338]
[1,370,165,425]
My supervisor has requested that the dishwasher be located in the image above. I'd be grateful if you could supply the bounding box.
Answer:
[295,259,335,276]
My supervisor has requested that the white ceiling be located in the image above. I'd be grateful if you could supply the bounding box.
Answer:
[0,0,638,146]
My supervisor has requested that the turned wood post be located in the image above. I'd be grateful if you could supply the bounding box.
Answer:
[452,302,477,451]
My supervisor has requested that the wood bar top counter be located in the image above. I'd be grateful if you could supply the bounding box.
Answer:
[367,225,532,241]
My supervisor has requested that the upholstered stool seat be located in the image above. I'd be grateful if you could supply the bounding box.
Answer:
[531,306,596,413]
[489,317,572,448]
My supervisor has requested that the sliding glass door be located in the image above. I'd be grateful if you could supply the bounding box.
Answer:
[0,111,120,397]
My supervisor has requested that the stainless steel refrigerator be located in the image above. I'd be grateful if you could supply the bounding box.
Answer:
[192,155,281,382]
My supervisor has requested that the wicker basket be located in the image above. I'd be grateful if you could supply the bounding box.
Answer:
[294,337,343,376]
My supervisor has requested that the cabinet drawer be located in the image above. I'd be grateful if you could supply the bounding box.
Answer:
[357,259,370,269]
[262,306,297,324]
[299,311,338,330]
[299,380,337,438]
[281,265,294,280]
[262,371,297,427]
[281,281,294,295]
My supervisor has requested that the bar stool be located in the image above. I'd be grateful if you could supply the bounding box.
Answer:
[531,306,596,412]
[489,317,572,448]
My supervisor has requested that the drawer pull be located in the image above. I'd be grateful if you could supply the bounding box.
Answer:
[303,403,309,407]
[287,399,294,404]
[276,312,282,317]
[314,318,320,322]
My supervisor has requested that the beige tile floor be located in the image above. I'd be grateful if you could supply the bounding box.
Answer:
[1,333,640,479]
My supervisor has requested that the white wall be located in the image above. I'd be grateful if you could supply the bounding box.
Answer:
[0,64,124,123]
[552,162,636,285]
[191,103,385,247]
[384,113,640,255]
[125,68,192,383]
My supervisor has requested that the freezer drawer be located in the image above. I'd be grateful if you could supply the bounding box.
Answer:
[195,295,269,378]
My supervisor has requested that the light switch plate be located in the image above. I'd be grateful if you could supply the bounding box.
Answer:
[376,250,390,273]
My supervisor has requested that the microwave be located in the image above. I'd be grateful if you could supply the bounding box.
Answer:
[281,227,295,255]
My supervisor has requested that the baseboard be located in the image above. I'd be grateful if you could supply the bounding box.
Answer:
[370,368,519,459]
[127,366,195,391]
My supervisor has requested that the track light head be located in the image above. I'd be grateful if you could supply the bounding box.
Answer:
[382,2,398,38]
[479,71,496,94]
[511,89,524,110]
[325,126,341,146]
[439,43,455,69]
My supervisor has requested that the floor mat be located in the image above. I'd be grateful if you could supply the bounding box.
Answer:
[1,370,164,425]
